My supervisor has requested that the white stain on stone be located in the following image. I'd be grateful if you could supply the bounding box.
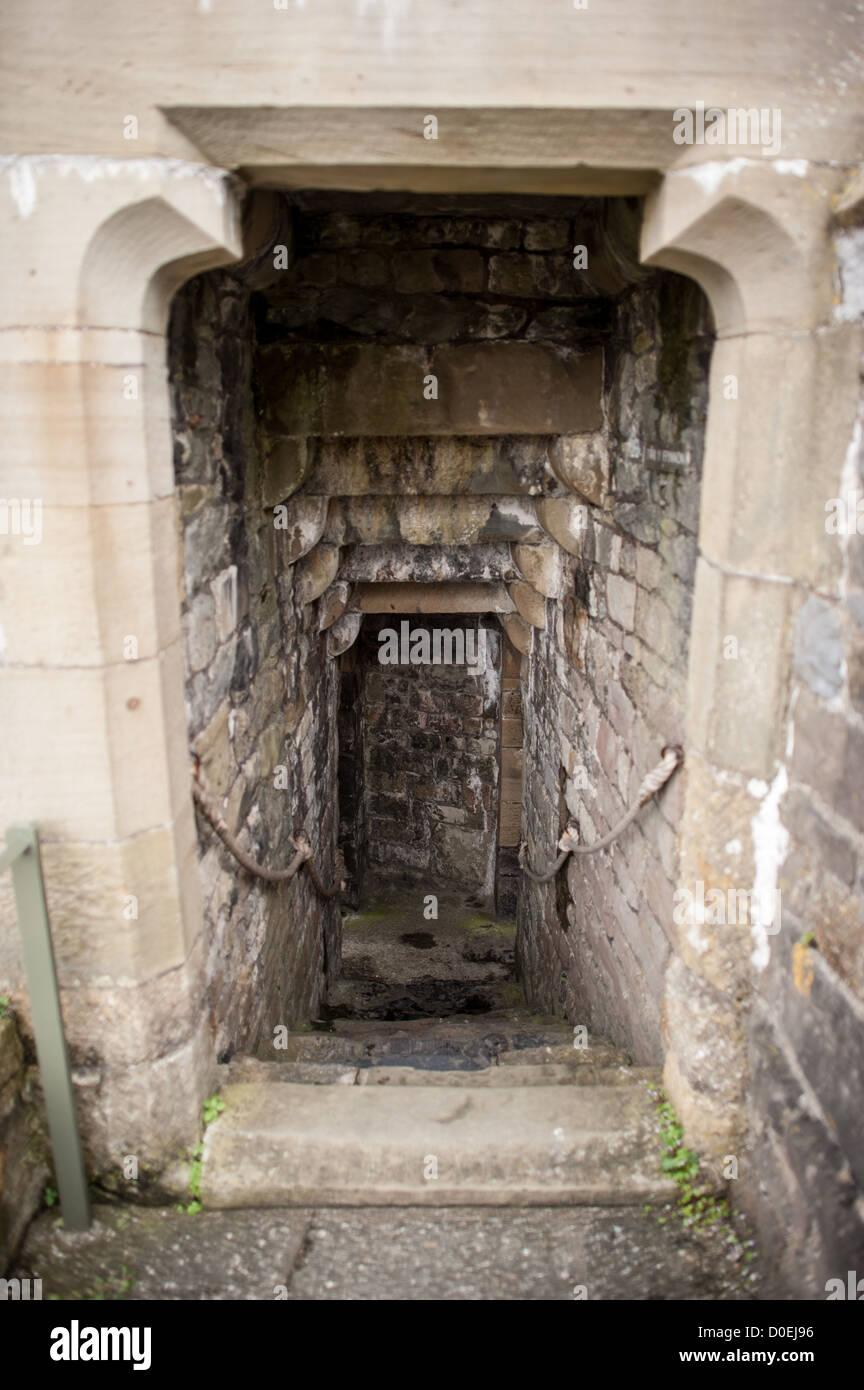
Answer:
[355,0,414,53]
[748,766,789,972]
[678,158,749,197]
[8,159,36,218]
[835,225,864,323]
[2,155,233,218]
[678,157,808,199]
[691,922,711,956]
[772,160,809,178]
[476,625,496,702]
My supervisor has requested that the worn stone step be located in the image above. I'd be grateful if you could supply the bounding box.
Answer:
[498,1043,634,1068]
[200,1081,677,1208]
[221,1056,659,1089]
[353,1064,659,1088]
[245,1021,624,1072]
[221,1058,359,1086]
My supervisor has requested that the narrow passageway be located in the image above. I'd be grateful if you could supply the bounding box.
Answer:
[327,881,520,1025]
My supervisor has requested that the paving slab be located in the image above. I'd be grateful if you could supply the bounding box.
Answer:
[15,1206,308,1301]
[14,1203,775,1301]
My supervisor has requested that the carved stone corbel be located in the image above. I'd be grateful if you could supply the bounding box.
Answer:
[318,580,351,632]
[295,543,341,605]
[327,610,362,658]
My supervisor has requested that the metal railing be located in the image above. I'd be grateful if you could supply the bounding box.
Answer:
[0,824,90,1230]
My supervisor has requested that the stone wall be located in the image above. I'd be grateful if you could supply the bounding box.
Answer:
[356,614,502,900]
[336,643,367,910]
[518,270,713,1063]
[496,639,525,919]
[0,1011,48,1272]
[738,218,864,1291]
[169,265,341,1059]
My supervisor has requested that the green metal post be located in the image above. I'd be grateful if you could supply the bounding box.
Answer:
[2,824,90,1230]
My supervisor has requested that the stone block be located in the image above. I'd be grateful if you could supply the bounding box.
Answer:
[686,561,792,779]
[434,344,603,436]
[501,717,523,749]
[0,353,172,509]
[523,220,572,251]
[488,253,582,298]
[511,542,564,598]
[793,596,844,700]
[661,954,747,1108]
[508,580,546,629]
[789,687,864,838]
[535,497,589,556]
[635,545,662,591]
[698,327,863,591]
[502,613,532,655]
[548,433,610,505]
[259,342,602,437]
[0,494,181,668]
[606,574,637,630]
[393,249,485,294]
[295,545,341,605]
[261,438,311,506]
[357,581,513,614]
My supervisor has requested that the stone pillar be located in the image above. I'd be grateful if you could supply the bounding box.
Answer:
[642,161,861,1156]
[0,158,243,1175]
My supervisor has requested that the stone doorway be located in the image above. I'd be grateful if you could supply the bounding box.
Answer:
[168,187,712,1077]
[337,612,507,914]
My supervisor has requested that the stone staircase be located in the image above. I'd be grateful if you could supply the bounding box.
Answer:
[198,888,677,1210]
[15,887,766,1303]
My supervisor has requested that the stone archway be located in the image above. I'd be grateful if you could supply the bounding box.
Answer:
[2,143,855,1222]
[641,162,859,1162]
[0,159,246,1174]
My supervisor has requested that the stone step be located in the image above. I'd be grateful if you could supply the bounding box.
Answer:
[200,1081,676,1208]
[221,1056,657,1089]
[354,1064,660,1088]
[328,1011,575,1042]
[498,1043,635,1068]
[244,1022,627,1072]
